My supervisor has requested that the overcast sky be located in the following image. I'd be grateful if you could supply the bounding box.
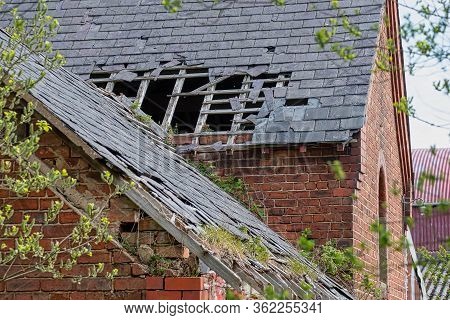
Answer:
[400,2,450,149]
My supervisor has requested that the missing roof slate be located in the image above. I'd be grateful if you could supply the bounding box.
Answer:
[89,66,294,145]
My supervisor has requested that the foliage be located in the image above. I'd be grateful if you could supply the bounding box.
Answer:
[328,160,346,181]
[147,254,172,277]
[263,285,290,300]
[401,0,450,94]
[417,246,450,299]
[130,100,152,124]
[295,229,381,299]
[202,225,270,264]
[0,0,133,285]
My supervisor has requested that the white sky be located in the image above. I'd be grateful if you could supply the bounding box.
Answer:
[400,2,450,149]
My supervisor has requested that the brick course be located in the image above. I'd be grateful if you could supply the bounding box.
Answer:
[0,124,223,300]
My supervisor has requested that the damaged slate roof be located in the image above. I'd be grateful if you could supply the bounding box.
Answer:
[0,0,384,144]
[420,257,450,300]
[0,30,353,299]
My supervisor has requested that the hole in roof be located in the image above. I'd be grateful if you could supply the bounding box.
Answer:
[141,78,177,125]
[112,80,141,97]
[90,72,110,89]
[285,98,308,106]
[205,113,234,132]
[267,46,276,53]
[215,75,245,90]
[172,76,210,133]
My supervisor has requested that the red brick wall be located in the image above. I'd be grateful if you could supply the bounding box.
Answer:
[182,144,359,247]
[0,125,218,300]
[176,13,408,300]
[146,273,226,300]
[352,17,407,299]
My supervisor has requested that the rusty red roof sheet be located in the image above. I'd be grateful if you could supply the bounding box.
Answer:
[412,148,450,203]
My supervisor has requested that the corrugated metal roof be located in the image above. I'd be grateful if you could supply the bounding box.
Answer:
[412,207,450,252]
[412,148,450,203]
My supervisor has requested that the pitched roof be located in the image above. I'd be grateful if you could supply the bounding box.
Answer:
[412,148,450,204]
[0,30,352,299]
[0,0,384,144]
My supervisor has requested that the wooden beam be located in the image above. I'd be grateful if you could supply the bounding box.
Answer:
[135,71,151,108]
[169,88,251,97]
[228,75,251,145]
[105,72,117,92]
[201,108,260,115]
[161,69,186,130]
[191,75,229,93]
[192,84,216,144]
[206,97,265,105]
[90,72,210,83]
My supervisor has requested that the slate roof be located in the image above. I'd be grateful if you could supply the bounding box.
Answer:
[0,30,353,299]
[0,0,384,144]
[420,256,450,300]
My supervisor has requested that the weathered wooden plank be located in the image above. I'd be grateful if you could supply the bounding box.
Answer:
[228,75,251,145]
[192,83,216,144]
[201,108,260,115]
[90,72,209,83]
[105,73,117,92]
[161,69,186,130]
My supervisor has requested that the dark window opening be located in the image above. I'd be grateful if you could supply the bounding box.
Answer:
[141,78,177,125]
[172,76,210,133]
[285,98,308,106]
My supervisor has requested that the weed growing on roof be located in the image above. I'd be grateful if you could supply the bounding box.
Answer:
[202,225,270,264]
[130,100,152,124]
[295,229,381,299]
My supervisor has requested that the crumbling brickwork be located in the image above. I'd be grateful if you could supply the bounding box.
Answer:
[0,125,220,300]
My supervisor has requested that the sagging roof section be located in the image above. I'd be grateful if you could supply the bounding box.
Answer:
[0,0,384,144]
[0,30,352,299]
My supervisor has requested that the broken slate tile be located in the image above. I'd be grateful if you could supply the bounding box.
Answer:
[113,70,138,82]
[246,65,269,77]
[290,120,315,132]
[248,79,264,102]
[211,141,223,151]
[307,98,321,108]
[262,88,274,110]
[257,102,270,118]
[229,97,243,111]
[245,114,258,124]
